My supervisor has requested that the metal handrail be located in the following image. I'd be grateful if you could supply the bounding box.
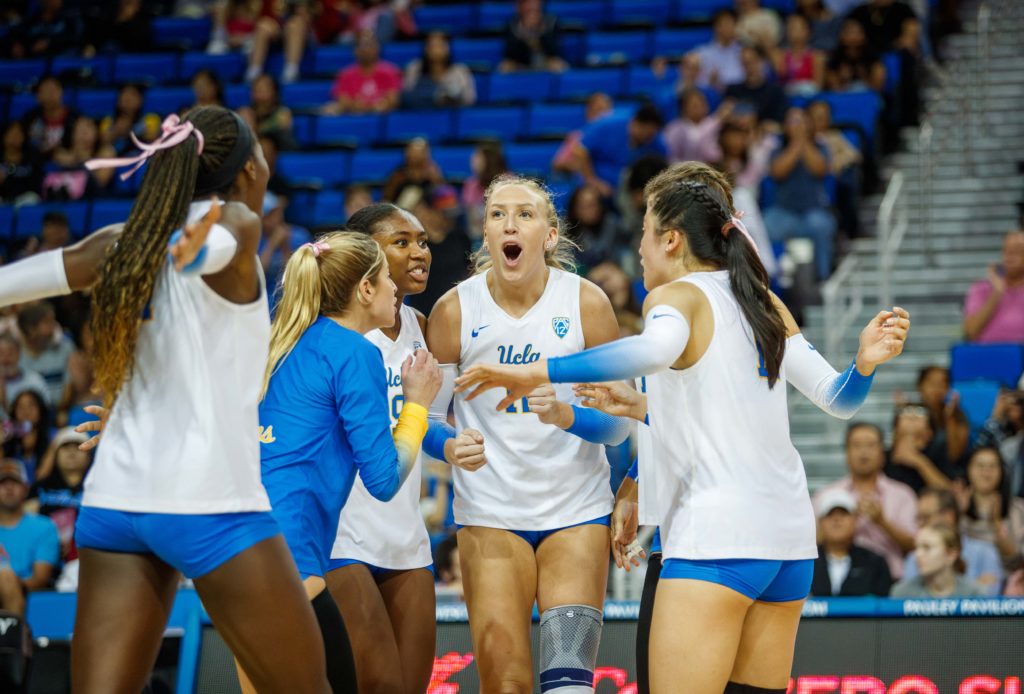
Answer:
[877,171,908,309]
[821,253,864,371]
[918,122,935,268]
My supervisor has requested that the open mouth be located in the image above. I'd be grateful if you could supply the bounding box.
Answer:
[502,242,523,265]
[408,265,428,282]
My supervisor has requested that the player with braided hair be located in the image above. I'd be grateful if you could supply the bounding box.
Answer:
[456,162,911,693]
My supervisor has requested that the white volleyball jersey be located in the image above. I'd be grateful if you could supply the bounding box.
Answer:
[453,269,612,530]
[331,304,433,569]
[83,201,272,514]
[641,271,816,560]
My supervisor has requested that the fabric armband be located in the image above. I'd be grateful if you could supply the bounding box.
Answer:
[784,333,874,420]
[168,223,238,275]
[0,249,70,307]
[566,405,631,445]
[422,419,456,462]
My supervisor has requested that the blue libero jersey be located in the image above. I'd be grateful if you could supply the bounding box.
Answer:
[259,316,400,577]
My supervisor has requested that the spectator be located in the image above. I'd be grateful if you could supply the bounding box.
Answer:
[763,107,837,281]
[324,30,402,115]
[715,114,774,192]
[499,0,566,73]
[976,390,1023,498]
[406,185,470,316]
[382,138,444,207]
[552,92,613,176]
[402,30,476,108]
[239,74,297,150]
[27,427,90,562]
[83,0,152,55]
[206,0,260,55]
[56,319,100,428]
[574,104,667,199]
[8,0,84,59]
[808,100,862,238]
[344,183,374,221]
[664,90,733,165]
[960,446,1024,562]
[20,211,70,260]
[795,0,843,53]
[311,0,363,47]
[723,45,788,127]
[0,335,49,411]
[4,390,52,483]
[45,116,117,200]
[462,141,508,240]
[963,229,1024,343]
[567,184,622,274]
[885,406,956,494]
[0,460,60,616]
[813,422,917,579]
[811,488,892,596]
[434,534,463,602]
[681,9,745,92]
[891,524,986,598]
[616,154,669,266]
[903,488,1003,595]
[826,19,886,92]
[847,0,918,54]
[735,0,783,53]
[586,262,643,337]
[20,75,79,160]
[0,121,44,204]
[258,191,312,297]
[190,68,225,109]
[245,0,309,84]
[915,365,970,465]
[773,13,825,95]
[99,84,161,155]
[16,303,73,406]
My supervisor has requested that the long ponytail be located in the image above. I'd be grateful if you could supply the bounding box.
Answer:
[261,245,323,399]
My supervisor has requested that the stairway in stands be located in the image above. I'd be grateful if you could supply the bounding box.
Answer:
[791,0,1024,489]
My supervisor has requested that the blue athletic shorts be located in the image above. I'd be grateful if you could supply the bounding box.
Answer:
[458,514,611,551]
[326,558,434,578]
[660,558,813,602]
[75,506,281,579]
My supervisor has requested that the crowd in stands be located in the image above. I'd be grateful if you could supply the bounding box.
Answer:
[5,0,1018,607]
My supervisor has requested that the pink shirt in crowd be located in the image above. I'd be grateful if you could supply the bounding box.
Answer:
[330,61,402,108]
[964,280,1024,343]
[813,474,917,580]
[664,116,723,164]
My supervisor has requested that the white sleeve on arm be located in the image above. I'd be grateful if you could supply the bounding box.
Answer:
[0,249,71,307]
[784,333,874,420]
[430,364,458,421]
[172,223,238,276]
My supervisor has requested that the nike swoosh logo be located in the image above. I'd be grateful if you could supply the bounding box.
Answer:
[650,313,676,320]
[471,325,490,338]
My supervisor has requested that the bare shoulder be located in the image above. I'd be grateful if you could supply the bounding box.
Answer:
[411,306,428,335]
[642,280,706,318]
[770,291,801,338]
[578,276,614,313]
[578,276,619,347]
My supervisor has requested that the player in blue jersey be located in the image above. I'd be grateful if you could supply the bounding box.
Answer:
[257,230,442,692]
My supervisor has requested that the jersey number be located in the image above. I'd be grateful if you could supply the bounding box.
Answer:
[391,394,405,420]
[504,389,531,414]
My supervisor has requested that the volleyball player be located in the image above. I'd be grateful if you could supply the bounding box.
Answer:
[257,230,442,691]
[456,164,910,693]
[326,203,487,694]
[426,175,633,693]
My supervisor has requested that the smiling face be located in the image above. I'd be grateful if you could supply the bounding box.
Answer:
[483,183,557,285]
[373,211,431,298]
[967,448,1003,494]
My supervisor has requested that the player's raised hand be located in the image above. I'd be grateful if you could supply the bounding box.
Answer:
[574,381,647,422]
[856,306,910,372]
[447,428,487,471]
[168,197,220,271]
[75,405,109,451]
[454,361,547,411]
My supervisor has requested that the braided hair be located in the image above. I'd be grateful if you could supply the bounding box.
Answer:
[645,170,786,387]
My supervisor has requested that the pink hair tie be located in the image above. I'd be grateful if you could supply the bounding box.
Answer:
[85,114,204,181]
[302,241,331,258]
[722,210,758,253]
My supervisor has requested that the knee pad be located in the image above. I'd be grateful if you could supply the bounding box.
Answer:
[539,604,603,693]
[725,683,786,694]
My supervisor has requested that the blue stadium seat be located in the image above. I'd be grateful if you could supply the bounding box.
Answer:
[180,52,245,83]
[152,17,212,50]
[112,166,145,196]
[225,84,250,110]
[451,37,505,69]
[453,106,526,141]
[315,114,383,147]
[555,67,627,100]
[381,42,423,68]
[287,189,346,229]
[483,72,555,104]
[505,142,559,178]
[820,91,882,144]
[952,380,1002,431]
[672,0,732,22]
[761,0,795,12]
[477,1,516,32]
[382,110,455,144]
[89,199,135,231]
[652,27,715,59]
[144,87,194,117]
[0,205,12,240]
[526,102,586,138]
[291,113,317,147]
[14,202,90,240]
[548,1,609,29]
[350,149,405,185]
[608,0,671,26]
[432,145,476,181]
[413,4,479,34]
[584,31,651,65]
[546,179,576,216]
[114,54,181,84]
[281,81,333,111]
[625,65,678,95]
[881,51,902,95]
[951,343,1024,388]
[277,151,352,188]
[74,89,119,119]
[0,59,46,88]
[312,45,355,78]
[7,92,37,120]
[51,56,115,85]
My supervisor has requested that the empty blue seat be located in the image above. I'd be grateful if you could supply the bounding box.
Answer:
[625,65,678,95]
[145,87,194,117]
[291,113,317,147]
[483,72,555,104]
[180,52,244,83]
[453,106,526,141]
[881,51,902,95]
[548,1,609,29]
[224,84,250,110]
[312,45,355,78]
[584,31,651,65]
[114,54,180,84]
[0,59,46,88]
[315,114,383,147]
[382,110,454,144]
[761,0,795,12]
[952,380,1002,431]
[556,67,627,100]
[821,91,882,144]
[287,189,346,229]
[451,37,505,69]
[546,179,576,215]
[14,202,90,240]
[432,145,475,181]
[7,92,37,120]
[0,205,12,240]
[350,149,405,185]
[526,102,586,138]
[281,81,333,111]
[51,56,115,85]
[505,142,559,178]
[673,0,732,21]
[152,17,212,50]
[477,2,516,32]
[609,0,671,26]
[74,89,119,119]
[381,42,423,68]
[414,4,479,34]
[277,151,352,188]
[89,199,135,231]
[951,343,1024,388]
[653,27,715,58]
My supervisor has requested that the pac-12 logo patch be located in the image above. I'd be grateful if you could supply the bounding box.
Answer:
[552,317,570,339]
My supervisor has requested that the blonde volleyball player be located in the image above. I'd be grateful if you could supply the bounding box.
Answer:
[456,164,910,694]
[426,175,632,694]
[327,203,487,694]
